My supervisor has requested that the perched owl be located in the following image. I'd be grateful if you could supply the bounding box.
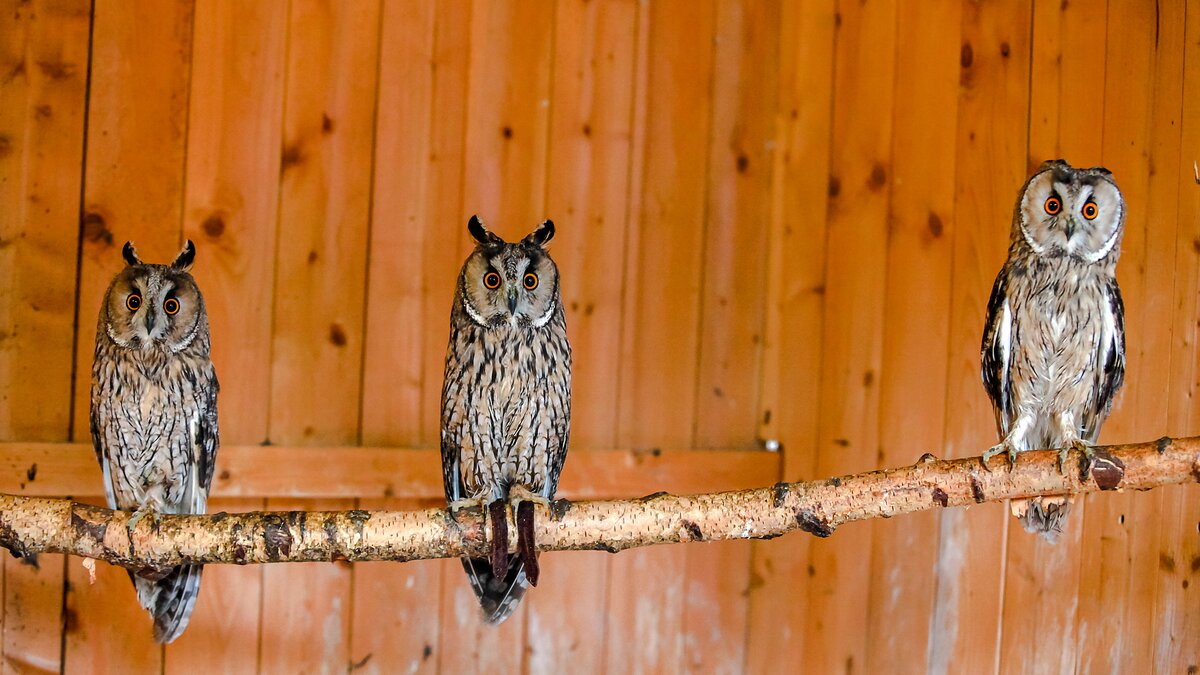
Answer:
[90,241,219,642]
[440,215,571,623]
[981,160,1126,542]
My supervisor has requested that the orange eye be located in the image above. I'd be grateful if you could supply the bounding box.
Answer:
[1082,201,1099,220]
[164,297,180,315]
[1044,196,1062,215]
[125,294,141,311]
[523,273,538,290]
[483,272,501,289]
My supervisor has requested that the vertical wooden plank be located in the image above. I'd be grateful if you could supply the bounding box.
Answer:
[459,0,555,228]
[269,0,380,447]
[693,0,779,449]
[1074,1,1182,671]
[0,0,90,444]
[801,0,896,672]
[613,0,716,452]
[259,498,353,673]
[164,498,265,674]
[744,0,835,669]
[863,1,960,672]
[348,499,442,674]
[1002,2,1108,673]
[0,0,86,671]
[544,0,638,450]
[359,0,439,448]
[181,0,288,446]
[682,1,778,669]
[525,1,639,670]
[1159,4,1200,670]
[930,1,1031,672]
[607,2,716,672]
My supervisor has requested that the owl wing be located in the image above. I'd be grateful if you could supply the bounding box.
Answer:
[542,358,571,497]
[981,266,1014,436]
[89,399,118,510]
[191,366,220,504]
[1082,278,1125,442]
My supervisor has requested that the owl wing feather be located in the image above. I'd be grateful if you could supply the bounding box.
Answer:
[981,266,1014,436]
[1082,278,1125,442]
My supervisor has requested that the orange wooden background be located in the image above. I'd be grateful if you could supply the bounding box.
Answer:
[1,0,1198,672]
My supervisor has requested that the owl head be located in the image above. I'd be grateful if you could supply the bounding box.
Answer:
[1014,159,1125,264]
[455,215,561,329]
[100,241,208,352]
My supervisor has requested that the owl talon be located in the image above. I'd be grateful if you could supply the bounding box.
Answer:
[516,501,539,586]
[1064,439,1095,477]
[981,441,1018,472]
[487,499,509,579]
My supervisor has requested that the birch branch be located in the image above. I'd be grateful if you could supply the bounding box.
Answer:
[0,437,1197,574]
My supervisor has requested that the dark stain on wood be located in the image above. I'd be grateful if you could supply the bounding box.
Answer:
[1160,553,1176,573]
[927,212,944,238]
[25,463,36,482]
[932,487,948,507]
[796,510,834,538]
[828,175,841,197]
[82,212,114,245]
[736,153,749,173]
[263,515,292,559]
[201,213,225,238]
[281,143,304,171]
[329,323,348,347]
[771,482,790,508]
[1090,451,1125,490]
[868,163,887,190]
[970,476,985,503]
[37,60,75,80]
[960,42,974,68]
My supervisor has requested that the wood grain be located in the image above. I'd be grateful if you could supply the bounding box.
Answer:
[865,1,960,671]
[0,0,91,670]
[932,2,1032,672]
[270,0,380,446]
[803,0,897,671]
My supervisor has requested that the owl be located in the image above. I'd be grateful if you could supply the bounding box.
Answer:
[90,241,219,643]
[440,215,571,623]
[981,159,1126,542]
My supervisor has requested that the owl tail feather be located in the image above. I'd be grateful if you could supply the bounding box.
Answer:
[1012,496,1071,544]
[462,556,529,624]
[133,564,203,643]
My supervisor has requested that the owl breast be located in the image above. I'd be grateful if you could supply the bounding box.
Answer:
[92,344,212,511]
[1006,257,1114,446]
[441,316,571,503]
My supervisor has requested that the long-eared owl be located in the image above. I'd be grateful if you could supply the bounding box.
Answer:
[440,216,571,623]
[981,159,1126,542]
[90,241,219,642]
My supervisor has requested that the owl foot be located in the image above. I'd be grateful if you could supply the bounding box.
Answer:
[515,501,540,586]
[507,485,551,509]
[487,499,510,579]
[981,440,1018,472]
[1061,439,1096,478]
[447,496,487,515]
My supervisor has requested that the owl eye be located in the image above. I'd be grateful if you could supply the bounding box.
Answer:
[1044,196,1062,215]
[483,271,502,289]
[125,294,141,311]
[1082,201,1099,220]
[163,297,180,315]
[523,272,539,290]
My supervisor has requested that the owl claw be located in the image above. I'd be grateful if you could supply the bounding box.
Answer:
[981,441,1018,472]
[516,501,539,586]
[487,499,509,579]
[1062,439,1095,477]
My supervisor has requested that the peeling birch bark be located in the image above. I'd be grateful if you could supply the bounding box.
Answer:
[0,437,1196,574]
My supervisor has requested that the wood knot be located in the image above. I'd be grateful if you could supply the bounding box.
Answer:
[1090,451,1125,490]
[796,510,834,538]
[771,482,790,508]
[932,487,949,507]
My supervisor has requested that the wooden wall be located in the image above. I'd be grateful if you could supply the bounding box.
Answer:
[0,0,1196,672]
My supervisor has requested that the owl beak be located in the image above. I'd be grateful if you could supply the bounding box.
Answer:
[1064,219,1076,239]
[506,288,518,314]
[143,306,159,339]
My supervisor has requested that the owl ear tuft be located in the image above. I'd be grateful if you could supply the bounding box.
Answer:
[468,215,503,248]
[522,220,555,248]
[171,240,196,272]
[122,241,143,267]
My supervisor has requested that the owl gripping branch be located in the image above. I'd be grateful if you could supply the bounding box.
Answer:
[0,436,1195,571]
